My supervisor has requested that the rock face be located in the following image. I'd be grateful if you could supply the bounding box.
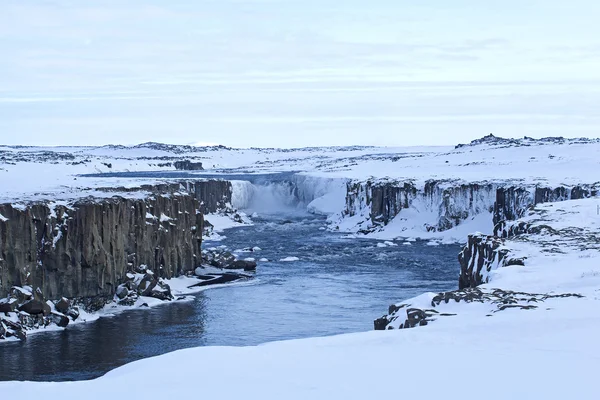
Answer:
[99,180,233,214]
[343,179,598,234]
[343,180,496,233]
[0,193,204,300]
[174,160,204,171]
[457,233,520,289]
[493,185,597,226]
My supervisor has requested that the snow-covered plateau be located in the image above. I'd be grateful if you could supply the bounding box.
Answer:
[1,134,600,398]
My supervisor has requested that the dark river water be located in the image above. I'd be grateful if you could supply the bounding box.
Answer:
[0,212,461,382]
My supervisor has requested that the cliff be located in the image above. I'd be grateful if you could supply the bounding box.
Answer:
[0,193,203,300]
[0,179,236,300]
[374,197,599,331]
[342,179,598,235]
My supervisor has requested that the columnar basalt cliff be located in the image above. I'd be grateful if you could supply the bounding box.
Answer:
[0,193,204,300]
[99,180,233,215]
[343,179,599,234]
[343,180,496,232]
[493,185,597,226]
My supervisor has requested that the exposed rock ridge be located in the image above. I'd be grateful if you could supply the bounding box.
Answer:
[455,133,600,149]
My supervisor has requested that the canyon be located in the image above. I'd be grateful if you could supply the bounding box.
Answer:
[1,135,599,349]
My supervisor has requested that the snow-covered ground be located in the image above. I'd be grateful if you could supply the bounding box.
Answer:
[1,136,599,203]
[1,299,598,399]
[2,136,600,397]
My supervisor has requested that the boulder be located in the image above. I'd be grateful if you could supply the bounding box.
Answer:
[228,260,257,271]
[55,297,71,314]
[66,307,80,321]
[18,300,45,315]
[0,299,17,313]
[138,274,158,296]
[9,287,32,304]
[115,285,129,300]
[50,313,70,328]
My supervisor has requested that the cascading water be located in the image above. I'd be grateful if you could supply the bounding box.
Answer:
[230,174,347,215]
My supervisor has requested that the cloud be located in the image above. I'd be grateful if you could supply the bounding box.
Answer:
[0,1,599,146]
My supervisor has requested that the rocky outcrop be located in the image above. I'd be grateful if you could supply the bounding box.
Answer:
[455,133,600,149]
[174,160,204,171]
[493,184,597,226]
[201,248,257,271]
[458,234,515,289]
[0,193,203,300]
[374,288,583,330]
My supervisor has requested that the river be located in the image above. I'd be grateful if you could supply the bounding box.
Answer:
[0,205,461,381]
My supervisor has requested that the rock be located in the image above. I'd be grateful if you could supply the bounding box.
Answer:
[0,299,17,313]
[0,180,223,300]
[115,285,129,300]
[9,287,32,304]
[149,281,173,301]
[18,300,45,315]
[228,260,257,271]
[174,160,204,171]
[189,273,247,288]
[138,274,157,296]
[50,313,70,328]
[66,307,80,321]
[55,297,71,314]
[374,317,389,331]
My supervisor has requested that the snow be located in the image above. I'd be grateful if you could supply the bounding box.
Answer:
[203,212,252,241]
[2,138,600,397]
[159,213,172,222]
[279,256,300,262]
[1,298,599,399]
[4,139,597,204]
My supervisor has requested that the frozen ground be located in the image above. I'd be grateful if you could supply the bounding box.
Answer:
[1,136,599,203]
[1,136,599,397]
[1,297,598,399]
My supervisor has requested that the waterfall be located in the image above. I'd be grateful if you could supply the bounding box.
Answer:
[230,175,347,215]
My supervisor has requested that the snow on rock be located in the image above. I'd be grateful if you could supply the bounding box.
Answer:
[280,257,300,262]
[375,196,600,333]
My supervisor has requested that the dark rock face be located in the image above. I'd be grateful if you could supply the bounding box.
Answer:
[493,187,532,225]
[0,193,204,300]
[101,180,233,214]
[344,180,495,233]
[174,160,204,171]
[493,184,596,226]
[458,234,511,289]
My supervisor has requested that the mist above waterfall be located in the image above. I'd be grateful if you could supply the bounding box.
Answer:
[230,174,347,216]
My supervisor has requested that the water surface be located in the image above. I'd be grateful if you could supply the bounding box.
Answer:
[0,213,460,381]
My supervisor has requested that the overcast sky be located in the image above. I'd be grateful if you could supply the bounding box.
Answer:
[1,0,599,147]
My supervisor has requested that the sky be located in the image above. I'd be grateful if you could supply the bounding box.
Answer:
[0,0,599,148]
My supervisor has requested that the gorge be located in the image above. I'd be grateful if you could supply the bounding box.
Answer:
[0,136,599,386]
